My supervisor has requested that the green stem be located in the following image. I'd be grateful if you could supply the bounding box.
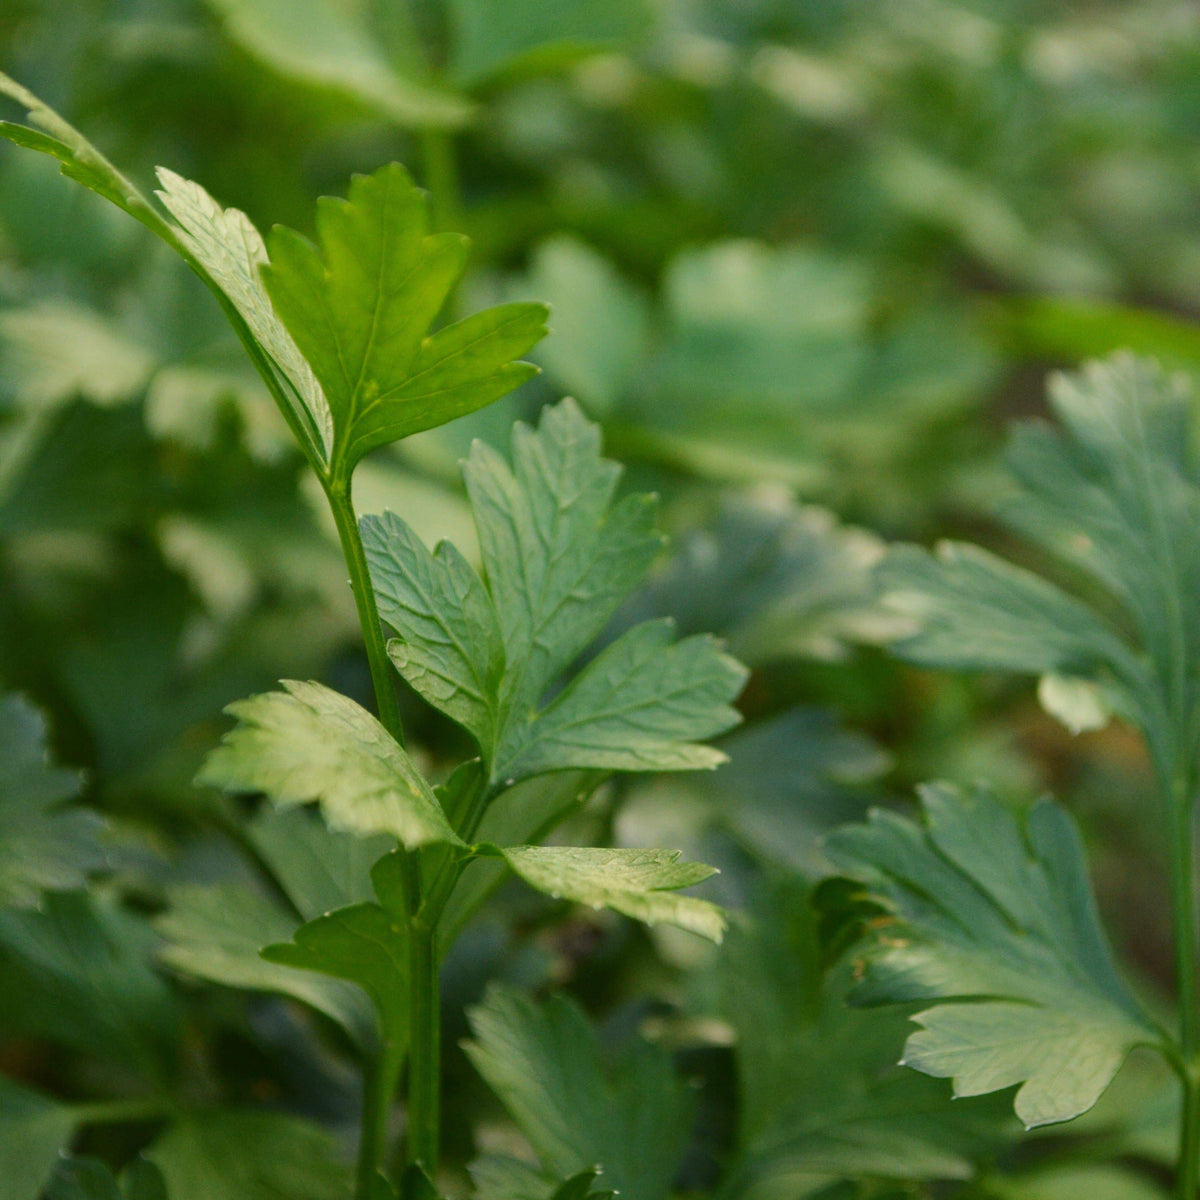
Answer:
[1169,770,1200,1199]
[419,128,460,233]
[325,476,431,1193]
[406,919,441,1171]
[324,477,406,749]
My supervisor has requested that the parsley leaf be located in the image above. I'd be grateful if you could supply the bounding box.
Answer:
[261,163,547,476]
[824,781,1163,1127]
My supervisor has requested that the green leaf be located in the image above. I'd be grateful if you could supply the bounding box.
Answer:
[0,692,103,908]
[448,0,653,85]
[154,168,333,466]
[0,72,176,243]
[260,898,409,1058]
[0,891,180,1076]
[202,0,472,129]
[487,845,726,942]
[155,881,375,1047]
[196,679,464,848]
[146,1110,349,1200]
[0,1076,78,1200]
[717,879,1011,1196]
[493,619,744,781]
[471,1159,615,1200]
[46,1158,167,1200]
[879,354,1200,759]
[364,399,747,785]
[824,781,1162,1128]
[463,399,663,723]
[464,985,691,1200]
[262,163,547,472]
[362,508,505,754]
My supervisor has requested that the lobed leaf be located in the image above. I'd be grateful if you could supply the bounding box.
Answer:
[824,781,1162,1127]
[262,163,547,473]
[879,353,1200,758]
[464,985,691,1200]
[487,845,726,942]
[0,693,102,908]
[363,399,746,788]
[196,679,464,849]
[154,168,333,465]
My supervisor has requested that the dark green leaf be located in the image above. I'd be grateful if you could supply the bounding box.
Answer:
[196,679,464,848]
[262,163,546,472]
[464,985,691,1200]
[146,1110,350,1200]
[825,782,1162,1127]
[0,891,180,1076]
[0,692,102,908]
[0,1076,77,1200]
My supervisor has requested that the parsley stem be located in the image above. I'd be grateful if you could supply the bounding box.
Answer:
[1168,766,1200,1199]
[406,918,441,1172]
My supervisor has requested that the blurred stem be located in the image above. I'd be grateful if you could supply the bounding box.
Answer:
[1168,766,1200,1199]
[405,919,441,1172]
[420,129,460,232]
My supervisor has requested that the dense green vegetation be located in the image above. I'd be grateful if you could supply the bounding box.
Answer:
[6,2,1200,1198]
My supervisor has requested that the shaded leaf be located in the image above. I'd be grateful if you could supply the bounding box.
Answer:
[146,1110,349,1200]
[0,891,180,1076]
[262,163,546,472]
[155,881,374,1047]
[0,1076,77,1200]
[196,679,464,848]
[203,0,472,128]
[448,0,653,85]
[471,1159,615,1200]
[879,354,1200,764]
[464,985,691,1200]
[489,845,725,942]
[718,879,1011,1196]
[0,692,102,908]
[824,782,1162,1127]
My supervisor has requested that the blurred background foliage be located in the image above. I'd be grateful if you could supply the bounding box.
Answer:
[3,1,1200,1196]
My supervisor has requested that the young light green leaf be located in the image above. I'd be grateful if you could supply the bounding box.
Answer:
[0,72,176,243]
[362,509,505,754]
[494,621,745,782]
[825,781,1163,1128]
[261,163,547,472]
[464,985,691,1200]
[364,399,747,786]
[203,0,472,129]
[196,679,465,848]
[487,845,726,942]
[0,692,103,908]
[0,1076,78,1200]
[146,1110,350,1200]
[154,168,333,465]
